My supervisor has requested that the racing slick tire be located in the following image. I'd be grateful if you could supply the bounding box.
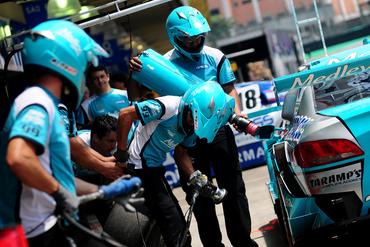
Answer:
[103,203,165,247]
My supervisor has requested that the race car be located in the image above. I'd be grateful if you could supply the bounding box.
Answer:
[266,39,370,246]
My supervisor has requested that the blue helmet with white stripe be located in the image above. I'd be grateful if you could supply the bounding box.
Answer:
[22,20,109,110]
[179,81,235,143]
[166,6,210,61]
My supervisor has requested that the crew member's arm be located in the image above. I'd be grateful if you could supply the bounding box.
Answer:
[218,53,247,118]
[126,56,143,101]
[117,106,139,152]
[70,136,123,180]
[174,145,195,179]
[59,103,123,180]
[222,83,245,117]
[174,132,199,179]
[75,177,98,196]
[116,97,169,163]
[5,104,59,194]
[7,138,59,194]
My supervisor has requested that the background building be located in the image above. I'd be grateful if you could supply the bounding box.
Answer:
[204,0,370,81]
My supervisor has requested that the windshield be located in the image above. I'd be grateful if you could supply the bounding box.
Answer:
[314,71,370,111]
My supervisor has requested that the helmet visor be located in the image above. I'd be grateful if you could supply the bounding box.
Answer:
[177,34,205,44]
[175,34,206,54]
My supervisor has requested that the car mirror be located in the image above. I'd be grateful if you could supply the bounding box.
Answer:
[281,89,298,121]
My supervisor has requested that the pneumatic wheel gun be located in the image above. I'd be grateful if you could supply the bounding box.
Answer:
[188,170,227,205]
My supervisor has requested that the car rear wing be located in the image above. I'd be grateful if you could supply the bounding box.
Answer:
[273,40,370,94]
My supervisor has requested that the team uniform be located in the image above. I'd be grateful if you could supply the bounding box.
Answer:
[128,96,195,247]
[165,47,254,247]
[0,86,75,240]
[80,88,130,123]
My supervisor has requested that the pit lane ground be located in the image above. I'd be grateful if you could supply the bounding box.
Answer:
[173,165,288,247]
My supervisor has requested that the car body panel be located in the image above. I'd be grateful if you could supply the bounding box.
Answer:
[266,42,370,245]
[273,42,370,93]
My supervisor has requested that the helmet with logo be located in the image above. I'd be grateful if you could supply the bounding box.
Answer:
[166,6,210,61]
[22,20,109,110]
[178,81,235,143]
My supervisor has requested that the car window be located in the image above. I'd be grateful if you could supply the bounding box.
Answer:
[314,71,370,111]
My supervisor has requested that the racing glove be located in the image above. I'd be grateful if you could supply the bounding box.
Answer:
[51,186,79,214]
[188,170,227,204]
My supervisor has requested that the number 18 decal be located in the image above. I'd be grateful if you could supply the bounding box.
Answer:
[237,84,261,114]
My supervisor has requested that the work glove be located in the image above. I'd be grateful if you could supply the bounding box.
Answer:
[188,170,227,204]
[51,186,79,214]
[113,148,130,163]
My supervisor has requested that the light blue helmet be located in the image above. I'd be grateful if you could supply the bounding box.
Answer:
[166,6,210,61]
[22,20,109,110]
[179,82,235,143]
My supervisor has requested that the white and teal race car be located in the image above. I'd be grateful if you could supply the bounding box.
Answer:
[265,39,370,246]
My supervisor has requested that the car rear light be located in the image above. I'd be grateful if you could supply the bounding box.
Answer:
[293,139,364,168]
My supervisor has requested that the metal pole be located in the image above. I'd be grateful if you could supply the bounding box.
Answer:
[251,0,263,24]
[312,0,328,57]
[64,0,128,22]
[2,0,172,51]
[79,0,172,29]
[288,0,306,63]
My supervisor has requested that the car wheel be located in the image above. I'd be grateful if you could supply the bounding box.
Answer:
[104,203,165,247]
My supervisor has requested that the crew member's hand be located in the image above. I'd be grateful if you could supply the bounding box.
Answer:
[102,155,116,162]
[188,170,208,188]
[233,112,248,132]
[113,148,130,163]
[52,186,79,214]
[98,159,124,181]
[129,56,142,72]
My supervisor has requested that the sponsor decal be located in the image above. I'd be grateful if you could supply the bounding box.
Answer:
[290,64,370,90]
[24,109,45,125]
[238,145,265,164]
[196,64,209,70]
[140,103,161,118]
[305,163,362,199]
[285,115,312,142]
[162,139,176,149]
[51,58,77,76]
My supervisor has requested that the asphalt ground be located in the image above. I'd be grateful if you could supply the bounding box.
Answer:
[173,165,288,247]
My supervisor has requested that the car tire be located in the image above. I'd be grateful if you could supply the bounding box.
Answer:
[103,203,165,247]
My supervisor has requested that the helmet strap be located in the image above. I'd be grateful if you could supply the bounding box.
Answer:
[61,84,77,110]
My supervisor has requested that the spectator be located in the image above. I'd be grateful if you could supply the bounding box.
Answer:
[79,65,130,128]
